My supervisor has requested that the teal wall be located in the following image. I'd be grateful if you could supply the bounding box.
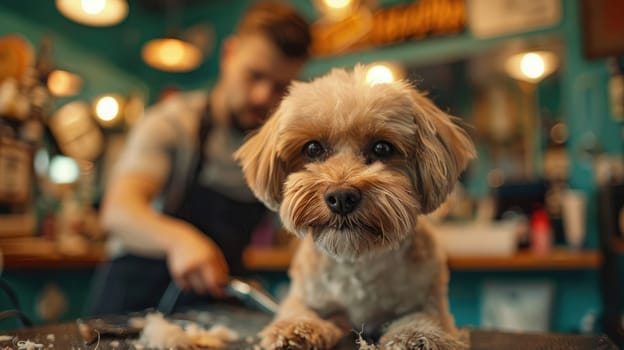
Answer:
[0,270,94,330]
[0,0,315,104]
[0,8,148,107]
[449,270,600,333]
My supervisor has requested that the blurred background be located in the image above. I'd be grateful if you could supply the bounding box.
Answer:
[0,0,623,346]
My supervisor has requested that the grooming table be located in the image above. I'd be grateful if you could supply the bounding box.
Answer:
[0,305,617,349]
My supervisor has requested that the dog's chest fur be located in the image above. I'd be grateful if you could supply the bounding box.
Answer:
[296,227,442,331]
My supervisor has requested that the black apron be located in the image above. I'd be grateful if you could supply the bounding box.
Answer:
[87,104,267,316]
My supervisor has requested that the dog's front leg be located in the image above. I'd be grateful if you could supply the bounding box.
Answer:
[379,312,467,350]
[259,290,349,350]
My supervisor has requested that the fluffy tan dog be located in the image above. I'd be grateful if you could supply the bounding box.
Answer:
[235,66,476,350]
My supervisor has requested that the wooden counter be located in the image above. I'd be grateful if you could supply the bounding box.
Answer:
[1,238,602,271]
[610,237,624,254]
[0,237,107,269]
[448,248,602,270]
[242,246,602,271]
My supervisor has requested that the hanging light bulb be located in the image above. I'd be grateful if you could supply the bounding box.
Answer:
[47,70,82,97]
[314,0,358,21]
[56,0,128,27]
[142,38,203,72]
[505,51,559,83]
[325,0,352,9]
[365,62,404,86]
[93,94,124,127]
[366,65,394,85]
[49,155,80,184]
[82,0,106,14]
[520,53,545,79]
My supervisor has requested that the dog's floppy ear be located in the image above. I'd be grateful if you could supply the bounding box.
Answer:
[410,91,476,213]
[234,109,287,211]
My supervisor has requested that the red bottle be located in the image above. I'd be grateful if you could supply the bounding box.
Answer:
[531,208,553,255]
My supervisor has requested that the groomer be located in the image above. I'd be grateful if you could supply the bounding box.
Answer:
[88,1,311,315]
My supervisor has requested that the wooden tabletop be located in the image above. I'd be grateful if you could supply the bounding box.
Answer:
[0,237,107,269]
[0,305,617,350]
[1,237,603,271]
[242,246,602,271]
[610,237,624,253]
[447,248,602,270]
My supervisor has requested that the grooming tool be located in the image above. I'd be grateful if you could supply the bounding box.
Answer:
[157,278,279,315]
[225,278,279,315]
[157,281,183,315]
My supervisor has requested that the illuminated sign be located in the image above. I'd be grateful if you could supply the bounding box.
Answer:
[312,0,466,56]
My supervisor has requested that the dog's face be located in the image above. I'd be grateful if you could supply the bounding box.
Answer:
[235,66,475,261]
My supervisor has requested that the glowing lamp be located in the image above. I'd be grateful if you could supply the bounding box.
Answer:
[56,0,128,27]
[142,38,203,72]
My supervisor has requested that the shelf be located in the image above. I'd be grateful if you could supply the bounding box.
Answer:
[610,237,624,254]
[243,245,297,270]
[0,237,107,269]
[243,246,602,271]
[0,238,601,271]
[447,249,602,270]
[303,24,562,78]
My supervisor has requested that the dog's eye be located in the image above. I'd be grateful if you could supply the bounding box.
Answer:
[302,141,326,161]
[372,141,395,159]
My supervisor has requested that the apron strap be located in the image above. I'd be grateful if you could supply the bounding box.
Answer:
[162,100,212,215]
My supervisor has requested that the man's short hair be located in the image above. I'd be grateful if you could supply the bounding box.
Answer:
[236,1,312,60]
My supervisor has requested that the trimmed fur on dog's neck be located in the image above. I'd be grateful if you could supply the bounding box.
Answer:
[308,218,424,264]
[293,218,448,337]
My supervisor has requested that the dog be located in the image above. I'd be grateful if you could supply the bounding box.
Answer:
[235,65,476,350]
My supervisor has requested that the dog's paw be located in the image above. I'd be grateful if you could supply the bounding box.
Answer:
[259,318,344,350]
[380,333,466,350]
[381,335,437,350]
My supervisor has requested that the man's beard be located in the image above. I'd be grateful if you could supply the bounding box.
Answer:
[229,107,269,133]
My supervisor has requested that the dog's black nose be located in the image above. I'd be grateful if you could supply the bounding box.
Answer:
[324,189,361,215]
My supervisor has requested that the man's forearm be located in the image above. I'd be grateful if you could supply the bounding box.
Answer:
[100,178,196,258]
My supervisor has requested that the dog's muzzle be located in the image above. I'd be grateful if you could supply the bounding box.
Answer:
[324,187,361,215]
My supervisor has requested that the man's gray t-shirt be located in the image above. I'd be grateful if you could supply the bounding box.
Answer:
[108,91,257,255]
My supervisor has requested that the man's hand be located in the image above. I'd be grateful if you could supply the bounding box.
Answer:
[166,227,229,297]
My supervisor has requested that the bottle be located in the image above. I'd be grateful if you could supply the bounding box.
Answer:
[531,208,553,255]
